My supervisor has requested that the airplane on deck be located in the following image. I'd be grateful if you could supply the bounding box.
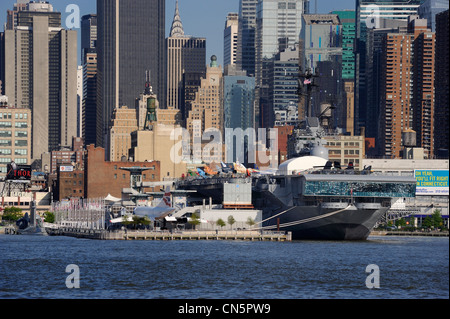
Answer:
[109,187,175,225]
[133,186,175,220]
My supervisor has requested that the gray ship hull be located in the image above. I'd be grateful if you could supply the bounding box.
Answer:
[261,203,387,240]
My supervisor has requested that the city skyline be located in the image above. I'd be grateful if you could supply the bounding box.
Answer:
[0,0,357,67]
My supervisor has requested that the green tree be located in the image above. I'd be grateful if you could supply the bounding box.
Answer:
[395,218,407,228]
[422,216,433,229]
[432,209,443,229]
[227,215,236,230]
[131,215,151,229]
[2,207,23,222]
[189,212,201,230]
[43,211,55,223]
[246,217,256,228]
[216,218,226,229]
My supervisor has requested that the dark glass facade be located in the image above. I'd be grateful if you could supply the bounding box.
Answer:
[97,0,165,156]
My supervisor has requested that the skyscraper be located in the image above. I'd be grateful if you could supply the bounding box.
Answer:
[378,16,435,159]
[166,0,206,119]
[81,14,98,147]
[378,30,414,158]
[355,0,422,135]
[1,1,77,161]
[186,56,223,163]
[434,9,449,157]
[301,14,342,73]
[255,0,308,128]
[418,0,449,32]
[224,13,239,68]
[237,0,258,77]
[81,14,97,65]
[97,0,165,159]
[410,17,435,159]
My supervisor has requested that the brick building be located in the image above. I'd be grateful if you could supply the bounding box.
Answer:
[84,145,160,199]
[53,167,84,201]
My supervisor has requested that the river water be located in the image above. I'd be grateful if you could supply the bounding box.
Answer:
[0,235,448,299]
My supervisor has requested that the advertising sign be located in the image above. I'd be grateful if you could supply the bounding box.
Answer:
[6,163,32,181]
[415,169,449,196]
[60,166,74,172]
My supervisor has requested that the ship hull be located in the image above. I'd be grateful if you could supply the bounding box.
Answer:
[262,204,388,240]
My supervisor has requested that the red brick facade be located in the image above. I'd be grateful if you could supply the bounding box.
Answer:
[84,145,160,199]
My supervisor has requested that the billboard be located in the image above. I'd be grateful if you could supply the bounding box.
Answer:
[415,169,449,196]
[6,163,32,181]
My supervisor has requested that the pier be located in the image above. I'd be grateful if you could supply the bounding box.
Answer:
[370,230,449,237]
[46,228,292,241]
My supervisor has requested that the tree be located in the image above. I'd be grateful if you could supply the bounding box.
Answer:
[131,215,151,229]
[246,217,256,228]
[43,211,55,223]
[227,215,236,230]
[189,212,201,230]
[395,218,406,228]
[216,218,226,229]
[432,209,443,229]
[422,216,433,229]
[2,207,23,222]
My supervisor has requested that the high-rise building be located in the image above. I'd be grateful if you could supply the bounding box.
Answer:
[223,65,255,163]
[224,13,239,68]
[333,10,356,81]
[81,14,97,65]
[418,0,449,32]
[268,45,299,127]
[96,0,165,159]
[109,105,138,162]
[301,14,345,128]
[186,56,224,163]
[334,10,357,135]
[410,17,435,159]
[378,16,435,159]
[166,1,206,117]
[77,66,83,138]
[355,0,422,135]
[6,0,35,31]
[365,18,408,141]
[0,100,32,178]
[255,0,308,128]
[434,10,449,157]
[301,14,342,73]
[81,14,98,147]
[236,0,258,77]
[1,2,78,161]
[379,30,414,158]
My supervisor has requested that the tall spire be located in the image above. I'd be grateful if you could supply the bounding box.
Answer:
[170,0,185,37]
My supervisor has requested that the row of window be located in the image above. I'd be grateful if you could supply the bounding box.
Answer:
[0,158,27,164]
[0,113,29,120]
[0,149,27,155]
[0,122,28,128]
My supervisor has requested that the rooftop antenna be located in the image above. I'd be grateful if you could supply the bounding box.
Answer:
[144,70,153,95]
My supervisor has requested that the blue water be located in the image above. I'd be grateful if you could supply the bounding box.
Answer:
[0,235,448,299]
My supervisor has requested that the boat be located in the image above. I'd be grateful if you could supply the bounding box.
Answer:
[251,167,416,240]
[175,116,416,240]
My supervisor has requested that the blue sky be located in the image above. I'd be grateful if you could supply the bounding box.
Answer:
[0,0,356,66]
